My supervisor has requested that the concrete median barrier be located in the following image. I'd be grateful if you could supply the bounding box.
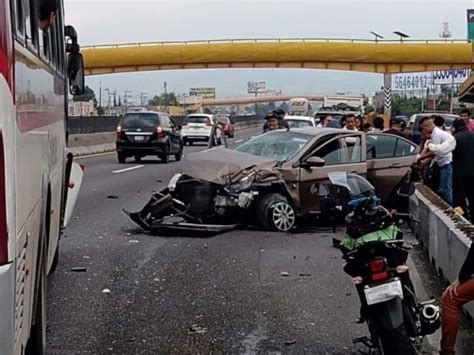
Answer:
[409,185,474,317]
[68,121,262,157]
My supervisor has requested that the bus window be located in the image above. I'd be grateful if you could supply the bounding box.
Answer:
[14,0,25,37]
[28,0,39,48]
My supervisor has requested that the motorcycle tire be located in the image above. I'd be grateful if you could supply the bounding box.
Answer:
[377,323,415,355]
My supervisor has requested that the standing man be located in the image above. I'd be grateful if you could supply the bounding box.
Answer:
[262,112,281,132]
[343,114,358,131]
[440,240,474,355]
[460,108,474,132]
[371,116,385,133]
[273,108,289,129]
[385,117,409,138]
[451,119,474,221]
[317,114,333,127]
[417,116,454,205]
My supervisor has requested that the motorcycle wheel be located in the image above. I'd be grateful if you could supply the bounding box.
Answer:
[377,324,415,355]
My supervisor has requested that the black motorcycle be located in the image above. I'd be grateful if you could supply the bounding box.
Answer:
[323,173,440,355]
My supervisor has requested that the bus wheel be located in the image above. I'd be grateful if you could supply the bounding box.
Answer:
[25,242,47,354]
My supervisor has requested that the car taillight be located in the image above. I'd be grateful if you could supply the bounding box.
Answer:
[116,125,122,137]
[0,0,13,93]
[206,122,212,127]
[157,125,165,139]
[181,122,188,126]
[369,258,388,282]
[0,133,8,264]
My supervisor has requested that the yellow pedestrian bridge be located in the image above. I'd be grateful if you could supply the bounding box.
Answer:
[82,39,473,76]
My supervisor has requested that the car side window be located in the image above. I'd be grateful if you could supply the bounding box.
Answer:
[367,134,397,159]
[314,139,342,165]
[343,135,362,163]
[160,115,170,129]
[395,138,416,157]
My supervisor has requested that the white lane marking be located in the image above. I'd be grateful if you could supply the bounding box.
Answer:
[112,165,145,174]
[235,139,244,143]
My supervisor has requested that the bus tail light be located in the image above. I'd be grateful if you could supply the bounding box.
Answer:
[0,133,8,265]
[0,0,13,93]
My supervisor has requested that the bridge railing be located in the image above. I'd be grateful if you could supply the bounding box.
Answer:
[83,38,472,49]
[67,115,264,134]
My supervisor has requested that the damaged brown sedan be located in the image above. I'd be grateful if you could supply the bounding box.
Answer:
[126,127,418,233]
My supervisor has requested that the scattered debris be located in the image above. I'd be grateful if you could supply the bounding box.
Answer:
[102,288,111,294]
[280,272,290,277]
[285,340,297,346]
[129,240,139,244]
[260,249,265,252]
[156,179,163,183]
[74,216,79,220]
[83,256,90,259]
[71,267,87,272]
[204,244,208,249]
[189,324,207,334]
[299,273,311,277]
[126,233,131,236]
[107,195,119,199]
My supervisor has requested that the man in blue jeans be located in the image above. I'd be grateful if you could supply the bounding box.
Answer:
[417,116,454,205]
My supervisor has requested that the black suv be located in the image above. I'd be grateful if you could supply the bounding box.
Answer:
[116,111,183,163]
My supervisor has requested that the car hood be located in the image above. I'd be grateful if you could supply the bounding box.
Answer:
[181,147,280,185]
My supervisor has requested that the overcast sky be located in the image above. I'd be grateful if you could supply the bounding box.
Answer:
[64,0,472,102]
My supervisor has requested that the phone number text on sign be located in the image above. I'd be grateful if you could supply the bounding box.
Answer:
[392,73,433,91]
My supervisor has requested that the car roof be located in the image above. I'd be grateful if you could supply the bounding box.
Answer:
[284,115,314,121]
[123,111,161,115]
[285,126,356,136]
[186,113,213,118]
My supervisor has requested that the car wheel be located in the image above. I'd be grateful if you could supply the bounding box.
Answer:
[183,138,188,146]
[230,133,234,138]
[117,153,126,164]
[159,143,170,163]
[257,193,296,232]
[134,155,142,163]
[175,144,183,161]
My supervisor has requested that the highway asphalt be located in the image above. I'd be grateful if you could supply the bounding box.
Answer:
[46,126,473,354]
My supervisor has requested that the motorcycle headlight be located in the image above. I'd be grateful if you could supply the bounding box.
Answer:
[226,175,254,193]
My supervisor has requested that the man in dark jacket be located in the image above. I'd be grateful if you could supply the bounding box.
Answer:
[440,241,474,354]
[452,119,474,221]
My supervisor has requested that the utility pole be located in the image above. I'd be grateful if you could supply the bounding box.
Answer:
[163,82,167,95]
[99,81,102,108]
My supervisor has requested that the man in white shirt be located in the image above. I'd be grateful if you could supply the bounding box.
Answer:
[417,116,454,205]
[343,114,358,131]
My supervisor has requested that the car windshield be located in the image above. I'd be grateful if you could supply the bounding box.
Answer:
[217,117,230,124]
[121,113,160,128]
[185,116,210,124]
[235,131,312,163]
[286,119,313,128]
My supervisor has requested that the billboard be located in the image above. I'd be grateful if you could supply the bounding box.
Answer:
[189,87,215,99]
[432,69,471,85]
[247,81,267,94]
[468,9,474,40]
[391,72,433,91]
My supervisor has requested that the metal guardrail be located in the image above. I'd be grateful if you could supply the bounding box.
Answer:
[67,115,263,135]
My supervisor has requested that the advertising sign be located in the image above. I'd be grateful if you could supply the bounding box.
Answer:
[247,81,267,94]
[468,9,474,40]
[391,72,433,91]
[432,69,471,85]
[189,87,215,99]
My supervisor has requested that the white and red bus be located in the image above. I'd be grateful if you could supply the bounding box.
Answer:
[0,0,84,353]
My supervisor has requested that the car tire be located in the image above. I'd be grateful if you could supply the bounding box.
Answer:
[134,155,142,163]
[175,144,183,161]
[183,138,188,146]
[230,133,234,138]
[159,143,170,163]
[117,153,126,164]
[257,193,296,232]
